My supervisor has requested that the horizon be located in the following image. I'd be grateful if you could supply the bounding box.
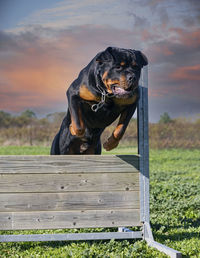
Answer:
[1,108,199,124]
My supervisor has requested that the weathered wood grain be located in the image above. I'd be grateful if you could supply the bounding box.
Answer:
[0,173,139,193]
[0,155,139,174]
[0,155,140,231]
[0,209,141,230]
[0,191,139,212]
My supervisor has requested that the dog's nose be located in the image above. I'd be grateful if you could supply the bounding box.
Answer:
[127,74,135,83]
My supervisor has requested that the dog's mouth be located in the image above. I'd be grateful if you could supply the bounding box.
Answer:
[111,84,137,97]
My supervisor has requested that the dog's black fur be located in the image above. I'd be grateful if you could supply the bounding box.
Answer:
[51,47,148,155]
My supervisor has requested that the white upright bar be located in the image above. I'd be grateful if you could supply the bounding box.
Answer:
[138,67,182,257]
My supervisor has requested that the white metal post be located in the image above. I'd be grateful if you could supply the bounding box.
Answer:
[138,67,182,257]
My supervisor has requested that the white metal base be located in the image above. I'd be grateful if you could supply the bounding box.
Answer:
[0,224,182,257]
[119,224,182,257]
[0,231,142,243]
[143,222,182,258]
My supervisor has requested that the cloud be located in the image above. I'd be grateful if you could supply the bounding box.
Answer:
[142,22,200,120]
[0,28,77,113]
[171,65,200,81]
[169,27,200,46]
[147,30,200,99]
[145,26,200,65]
[9,0,131,33]
[180,0,200,26]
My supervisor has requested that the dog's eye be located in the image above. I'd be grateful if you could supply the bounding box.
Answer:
[132,64,139,70]
[132,61,139,69]
[97,61,103,66]
[115,65,122,70]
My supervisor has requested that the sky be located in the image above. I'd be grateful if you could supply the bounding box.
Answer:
[0,0,200,122]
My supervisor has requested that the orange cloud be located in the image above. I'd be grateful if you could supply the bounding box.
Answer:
[140,29,152,41]
[149,43,174,63]
[170,65,200,81]
[0,59,78,112]
[149,88,169,97]
[0,31,83,113]
[170,28,200,48]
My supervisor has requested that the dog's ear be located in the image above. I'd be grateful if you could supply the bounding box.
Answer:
[96,47,113,63]
[135,50,148,67]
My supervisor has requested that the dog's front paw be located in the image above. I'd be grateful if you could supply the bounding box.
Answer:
[69,124,85,137]
[103,134,119,151]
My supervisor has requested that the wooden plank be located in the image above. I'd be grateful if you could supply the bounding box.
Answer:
[0,209,141,230]
[0,155,139,174]
[0,191,139,212]
[0,173,139,193]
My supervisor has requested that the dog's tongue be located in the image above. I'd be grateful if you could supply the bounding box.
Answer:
[114,87,126,94]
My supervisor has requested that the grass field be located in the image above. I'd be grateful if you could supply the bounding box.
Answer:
[0,146,199,257]
[0,145,138,155]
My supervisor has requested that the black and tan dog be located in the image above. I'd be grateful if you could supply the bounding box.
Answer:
[51,47,148,155]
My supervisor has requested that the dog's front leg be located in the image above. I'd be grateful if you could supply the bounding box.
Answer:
[67,92,85,137]
[103,104,137,151]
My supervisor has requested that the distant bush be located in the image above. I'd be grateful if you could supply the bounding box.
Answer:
[0,111,12,128]
[149,118,200,149]
[159,112,173,124]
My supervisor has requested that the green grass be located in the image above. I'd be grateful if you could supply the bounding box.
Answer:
[0,146,50,155]
[0,145,137,155]
[0,146,200,257]
[150,149,200,257]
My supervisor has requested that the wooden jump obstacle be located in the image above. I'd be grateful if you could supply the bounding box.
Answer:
[0,67,182,257]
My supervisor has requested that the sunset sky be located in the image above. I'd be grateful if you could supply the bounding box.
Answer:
[0,0,200,122]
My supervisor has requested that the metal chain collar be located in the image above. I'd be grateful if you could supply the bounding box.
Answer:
[91,72,114,112]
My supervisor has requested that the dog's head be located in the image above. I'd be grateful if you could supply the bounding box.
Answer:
[95,47,148,98]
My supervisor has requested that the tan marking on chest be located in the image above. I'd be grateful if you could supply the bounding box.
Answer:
[79,84,100,101]
[114,94,138,106]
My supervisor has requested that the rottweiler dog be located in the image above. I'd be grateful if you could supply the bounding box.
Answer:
[51,47,148,155]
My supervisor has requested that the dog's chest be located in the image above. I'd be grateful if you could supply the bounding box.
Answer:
[81,101,124,128]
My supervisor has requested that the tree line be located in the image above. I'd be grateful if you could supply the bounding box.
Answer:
[0,110,199,148]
